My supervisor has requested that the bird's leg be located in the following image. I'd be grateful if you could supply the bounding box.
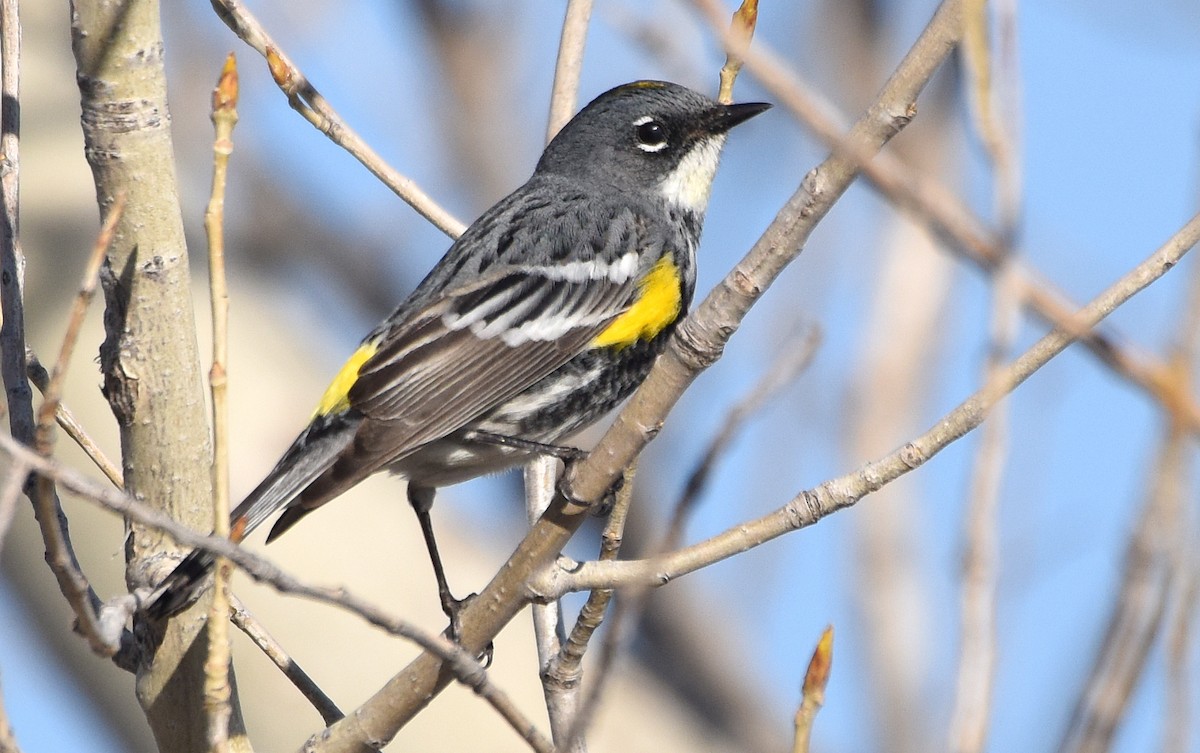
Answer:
[408,484,494,665]
[408,485,470,635]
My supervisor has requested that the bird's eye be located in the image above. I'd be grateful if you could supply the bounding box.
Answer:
[634,117,668,152]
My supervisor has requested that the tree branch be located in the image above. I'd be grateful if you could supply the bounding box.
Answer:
[951,3,1022,747]
[209,0,465,238]
[545,0,594,141]
[203,52,240,753]
[228,596,343,727]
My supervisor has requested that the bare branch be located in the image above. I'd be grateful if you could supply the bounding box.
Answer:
[952,3,1023,747]
[717,0,757,103]
[524,457,576,751]
[546,0,594,141]
[228,596,343,727]
[204,52,240,753]
[562,479,645,753]
[950,265,1020,753]
[551,464,637,753]
[209,0,465,238]
[792,626,833,753]
[558,464,634,676]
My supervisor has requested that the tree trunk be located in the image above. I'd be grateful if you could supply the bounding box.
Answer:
[69,1,249,750]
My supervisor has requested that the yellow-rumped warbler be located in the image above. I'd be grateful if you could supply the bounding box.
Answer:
[145,80,768,621]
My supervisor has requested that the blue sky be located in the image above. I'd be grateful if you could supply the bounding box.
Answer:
[3,1,1199,751]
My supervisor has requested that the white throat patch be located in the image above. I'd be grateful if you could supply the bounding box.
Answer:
[658,134,726,213]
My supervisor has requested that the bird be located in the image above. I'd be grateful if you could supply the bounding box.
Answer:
[144,80,770,625]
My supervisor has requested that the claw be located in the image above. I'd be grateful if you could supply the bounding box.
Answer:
[443,592,493,667]
[557,456,625,516]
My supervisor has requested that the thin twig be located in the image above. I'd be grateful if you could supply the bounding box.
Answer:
[951,4,1022,749]
[209,0,464,238]
[792,626,833,753]
[530,10,596,748]
[716,0,757,104]
[557,463,634,675]
[545,0,594,141]
[560,585,634,753]
[664,325,819,550]
[1160,221,1200,753]
[30,464,125,659]
[538,210,1200,598]
[524,457,573,751]
[552,463,637,753]
[1164,543,1197,753]
[229,595,343,726]
[951,265,1018,753]
[203,53,238,753]
[26,351,123,488]
[688,0,1200,435]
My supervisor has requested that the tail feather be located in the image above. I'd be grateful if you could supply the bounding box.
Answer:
[142,414,361,619]
[143,548,217,619]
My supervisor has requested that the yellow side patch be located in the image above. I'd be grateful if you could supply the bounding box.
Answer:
[592,256,682,349]
[314,340,378,417]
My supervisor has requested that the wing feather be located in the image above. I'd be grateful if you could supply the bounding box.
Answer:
[347,258,642,458]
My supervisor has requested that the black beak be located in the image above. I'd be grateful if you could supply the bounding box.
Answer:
[705,101,772,134]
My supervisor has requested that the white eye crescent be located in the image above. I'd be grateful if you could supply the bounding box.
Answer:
[633,115,668,152]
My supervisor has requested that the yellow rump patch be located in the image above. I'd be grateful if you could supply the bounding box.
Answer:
[314,340,378,417]
[592,256,682,350]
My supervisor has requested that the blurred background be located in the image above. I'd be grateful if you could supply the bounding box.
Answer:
[3,0,1200,751]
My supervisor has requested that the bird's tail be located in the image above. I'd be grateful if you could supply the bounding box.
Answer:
[142,415,360,620]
